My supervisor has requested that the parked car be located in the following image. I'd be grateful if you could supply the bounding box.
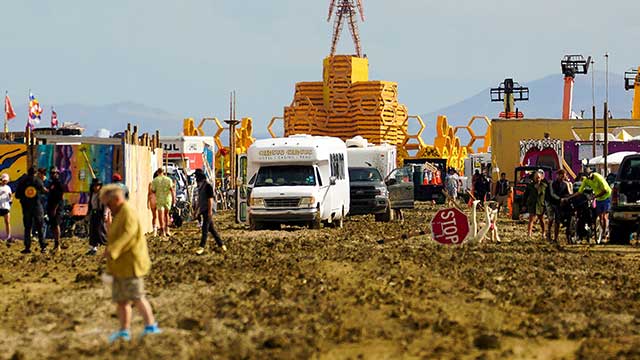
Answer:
[511,165,553,220]
[348,167,414,222]
[610,154,640,243]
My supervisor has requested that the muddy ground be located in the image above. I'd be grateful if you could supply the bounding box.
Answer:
[2,203,640,359]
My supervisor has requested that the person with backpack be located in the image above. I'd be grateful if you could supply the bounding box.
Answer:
[15,167,47,254]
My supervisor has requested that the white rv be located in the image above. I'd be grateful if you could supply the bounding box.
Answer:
[247,135,350,230]
[345,136,397,177]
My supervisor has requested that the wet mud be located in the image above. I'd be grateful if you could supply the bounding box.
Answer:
[2,203,640,359]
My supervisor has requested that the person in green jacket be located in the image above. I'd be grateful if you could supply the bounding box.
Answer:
[100,184,161,343]
[525,169,548,240]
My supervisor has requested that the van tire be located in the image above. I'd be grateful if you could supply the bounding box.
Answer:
[309,215,322,230]
[249,217,263,231]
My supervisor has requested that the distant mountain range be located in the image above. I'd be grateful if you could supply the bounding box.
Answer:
[6,71,634,142]
[419,71,633,140]
[8,102,181,137]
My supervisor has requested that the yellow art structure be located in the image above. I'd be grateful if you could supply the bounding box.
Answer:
[453,115,492,154]
[279,55,468,167]
[433,116,467,170]
[283,55,407,145]
[182,117,255,175]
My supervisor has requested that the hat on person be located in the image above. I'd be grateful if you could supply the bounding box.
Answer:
[0,173,9,182]
[91,178,103,186]
[112,173,123,182]
[536,169,545,175]
[50,167,60,174]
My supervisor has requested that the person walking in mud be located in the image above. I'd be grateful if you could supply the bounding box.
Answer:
[547,169,572,245]
[150,168,175,237]
[0,173,13,245]
[493,172,511,216]
[147,169,160,236]
[46,168,66,252]
[194,169,226,255]
[525,169,547,240]
[87,178,108,256]
[99,184,161,343]
[15,167,48,254]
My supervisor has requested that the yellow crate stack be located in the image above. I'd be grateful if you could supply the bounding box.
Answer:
[281,55,467,169]
[284,55,407,147]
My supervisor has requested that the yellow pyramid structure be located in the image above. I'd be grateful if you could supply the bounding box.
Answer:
[284,55,408,146]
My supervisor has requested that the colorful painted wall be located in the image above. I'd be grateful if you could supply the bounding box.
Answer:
[491,118,640,178]
[0,144,28,239]
[35,144,122,204]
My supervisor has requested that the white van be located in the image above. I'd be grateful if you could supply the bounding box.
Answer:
[247,135,350,230]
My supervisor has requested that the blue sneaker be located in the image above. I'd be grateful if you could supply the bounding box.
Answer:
[140,323,162,338]
[108,329,131,343]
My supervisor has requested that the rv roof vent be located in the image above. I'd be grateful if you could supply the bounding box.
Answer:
[346,136,368,148]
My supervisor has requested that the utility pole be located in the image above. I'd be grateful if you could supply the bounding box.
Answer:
[591,58,596,158]
[603,53,609,175]
[225,91,240,192]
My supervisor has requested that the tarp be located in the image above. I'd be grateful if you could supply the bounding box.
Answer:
[590,151,639,165]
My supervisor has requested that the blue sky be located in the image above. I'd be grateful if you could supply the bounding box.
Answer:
[2,0,639,134]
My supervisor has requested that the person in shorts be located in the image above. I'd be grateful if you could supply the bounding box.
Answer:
[493,172,511,216]
[150,168,175,237]
[100,184,160,343]
[46,168,66,252]
[0,173,13,244]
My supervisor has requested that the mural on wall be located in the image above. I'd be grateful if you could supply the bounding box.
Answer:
[0,144,28,239]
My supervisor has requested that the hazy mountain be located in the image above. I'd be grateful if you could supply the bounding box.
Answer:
[419,71,633,141]
[6,72,634,142]
[8,102,182,137]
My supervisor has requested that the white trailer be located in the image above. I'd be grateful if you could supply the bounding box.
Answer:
[463,152,492,190]
[345,136,397,177]
[247,135,350,230]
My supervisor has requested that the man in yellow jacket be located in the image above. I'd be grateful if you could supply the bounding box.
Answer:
[100,184,161,343]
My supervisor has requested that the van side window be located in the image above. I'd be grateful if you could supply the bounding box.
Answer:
[330,153,346,180]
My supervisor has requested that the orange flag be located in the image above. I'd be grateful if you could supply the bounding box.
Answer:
[4,93,16,120]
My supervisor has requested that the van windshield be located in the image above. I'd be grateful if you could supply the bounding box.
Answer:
[349,168,382,182]
[255,165,317,187]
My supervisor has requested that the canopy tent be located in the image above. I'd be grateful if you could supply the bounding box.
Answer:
[590,151,639,165]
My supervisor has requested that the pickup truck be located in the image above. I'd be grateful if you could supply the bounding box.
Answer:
[348,167,414,222]
[610,154,640,243]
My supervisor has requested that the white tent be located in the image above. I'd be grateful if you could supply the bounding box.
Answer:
[590,151,639,165]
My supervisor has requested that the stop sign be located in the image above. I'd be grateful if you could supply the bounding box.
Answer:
[431,208,469,245]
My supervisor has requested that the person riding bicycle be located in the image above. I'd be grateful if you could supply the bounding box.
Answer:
[564,168,611,243]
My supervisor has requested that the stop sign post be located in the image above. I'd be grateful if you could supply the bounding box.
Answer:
[431,208,470,245]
